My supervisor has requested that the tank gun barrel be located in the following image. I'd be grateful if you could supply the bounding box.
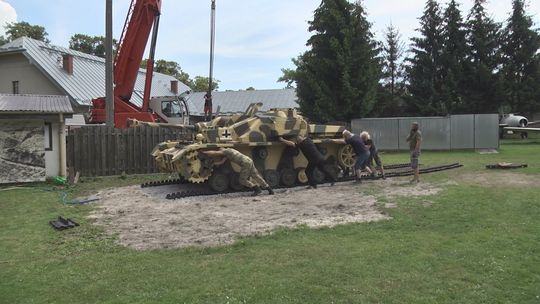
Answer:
[127,118,198,131]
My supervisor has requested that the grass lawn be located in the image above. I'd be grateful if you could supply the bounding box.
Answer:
[1,140,539,303]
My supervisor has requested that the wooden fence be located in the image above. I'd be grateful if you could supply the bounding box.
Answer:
[67,126,192,176]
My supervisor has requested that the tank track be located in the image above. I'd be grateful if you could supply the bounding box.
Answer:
[383,163,416,169]
[152,163,462,200]
[140,178,188,188]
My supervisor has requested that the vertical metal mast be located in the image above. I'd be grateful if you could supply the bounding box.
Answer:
[105,0,114,127]
[207,0,216,121]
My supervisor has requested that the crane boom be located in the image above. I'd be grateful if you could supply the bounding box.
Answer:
[115,0,161,104]
[90,0,162,128]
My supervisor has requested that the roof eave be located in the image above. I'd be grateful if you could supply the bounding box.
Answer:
[0,48,26,56]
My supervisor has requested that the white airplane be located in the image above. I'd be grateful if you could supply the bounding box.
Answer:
[499,114,540,138]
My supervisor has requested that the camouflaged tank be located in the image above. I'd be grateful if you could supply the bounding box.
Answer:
[130,103,357,192]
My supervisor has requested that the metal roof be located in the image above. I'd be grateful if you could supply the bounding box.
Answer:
[0,94,74,113]
[65,114,86,126]
[0,37,190,107]
[186,89,298,116]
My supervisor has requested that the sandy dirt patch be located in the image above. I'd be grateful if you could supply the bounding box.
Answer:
[87,178,448,250]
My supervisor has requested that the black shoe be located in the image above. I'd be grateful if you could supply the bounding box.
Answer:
[251,186,262,196]
[382,174,386,180]
[306,185,317,189]
[355,178,362,183]
[266,187,274,195]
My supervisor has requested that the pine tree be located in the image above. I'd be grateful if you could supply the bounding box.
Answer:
[285,0,380,122]
[440,0,468,114]
[465,0,502,113]
[376,23,406,117]
[500,0,540,114]
[406,0,445,115]
[382,23,405,99]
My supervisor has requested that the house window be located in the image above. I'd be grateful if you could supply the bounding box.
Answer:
[44,123,53,151]
[12,81,19,94]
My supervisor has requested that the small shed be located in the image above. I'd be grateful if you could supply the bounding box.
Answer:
[0,94,73,183]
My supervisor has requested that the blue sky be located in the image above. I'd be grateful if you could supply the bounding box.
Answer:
[1,0,538,91]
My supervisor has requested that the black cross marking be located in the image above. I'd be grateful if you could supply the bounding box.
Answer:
[221,129,231,138]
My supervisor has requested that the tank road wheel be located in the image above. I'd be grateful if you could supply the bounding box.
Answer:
[280,168,296,187]
[323,163,340,181]
[337,144,355,169]
[263,169,280,188]
[229,173,245,191]
[209,172,229,192]
[312,168,325,184]
[253,147,268,160]
[178,149,213,183]
[296,168,309,184]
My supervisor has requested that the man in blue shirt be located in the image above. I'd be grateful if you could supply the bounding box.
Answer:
[334,130,372,183]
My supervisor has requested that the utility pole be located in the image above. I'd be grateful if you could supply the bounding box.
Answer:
[206,0,216,121]
[105,0,114,127]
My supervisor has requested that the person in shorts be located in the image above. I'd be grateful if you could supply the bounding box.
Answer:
[334,130,372,183]
[203,92,213,121]
[364,139,385,179]
[406,122,422,183]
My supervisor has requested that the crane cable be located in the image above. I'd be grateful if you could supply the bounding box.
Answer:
[206,0,216,121]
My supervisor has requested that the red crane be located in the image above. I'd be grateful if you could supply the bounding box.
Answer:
[90,0,162,128]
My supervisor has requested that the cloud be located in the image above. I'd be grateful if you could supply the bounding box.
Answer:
[0,0,17,36]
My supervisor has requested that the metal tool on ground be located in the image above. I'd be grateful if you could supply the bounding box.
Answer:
[49,217,79,230]
[486,162,528,169]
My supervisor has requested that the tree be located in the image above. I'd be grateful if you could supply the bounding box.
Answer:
[0,35,7,46]
[500,0,540,114]
[246,87,255,91]
[139,59,219,92]
[440,0,468,113]
[382,24,405,97]
[282,0,380,122]
[406,0,445,115]
[141,59,193,86]
[192,76,219,92]
[69,34,117,58]
[464,0,503,113]
[277,68,297,88]
[4,21,49,43]
[376,23,407,116]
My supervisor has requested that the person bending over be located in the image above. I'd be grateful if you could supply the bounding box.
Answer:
[364,139,386,179]
[202,148,274,196]
[333,130,372,183]
[279,135,337,189]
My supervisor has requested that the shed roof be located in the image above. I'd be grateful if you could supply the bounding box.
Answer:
[0,94,74,114]
[186,89,298,116]
[0,37,189,107]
